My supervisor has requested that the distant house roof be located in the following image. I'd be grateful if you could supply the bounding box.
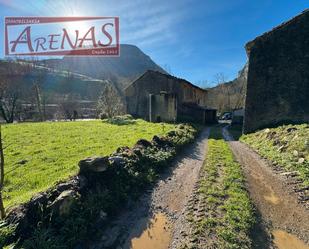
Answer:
[125,70,207,93]
[246,9,309,55]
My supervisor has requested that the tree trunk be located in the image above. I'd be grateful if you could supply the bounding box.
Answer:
[34,84,44,122]
[0,105,9,123]
[0,125,5,219]
[0,192,5,219]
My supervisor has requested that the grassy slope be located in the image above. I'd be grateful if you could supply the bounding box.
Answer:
[186,127,255,249]
[3,120,174,207]
[240,124,309,186]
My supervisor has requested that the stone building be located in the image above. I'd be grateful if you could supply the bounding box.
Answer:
[125,70,217,124]
[243,10,309,133]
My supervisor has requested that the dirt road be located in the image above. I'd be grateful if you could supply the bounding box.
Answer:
[223,126,309,249]
[90,126,309,249]
[91,128,210,249]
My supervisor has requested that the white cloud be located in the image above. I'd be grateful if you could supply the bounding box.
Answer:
[104,0,192,48]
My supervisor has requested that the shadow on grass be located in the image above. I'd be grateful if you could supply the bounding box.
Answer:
[250,208,273,249]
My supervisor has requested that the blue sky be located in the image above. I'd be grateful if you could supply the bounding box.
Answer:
[0,0,308,86]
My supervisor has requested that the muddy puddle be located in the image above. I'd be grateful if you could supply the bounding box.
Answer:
[273,230,309,249]
[125,213,172,249]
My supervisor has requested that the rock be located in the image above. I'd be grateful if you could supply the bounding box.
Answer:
[298,157,305,163]
[167,130,177,137]
[30,193,48,206]
[49,190,79,216]
[77,175,88,189]
[153,135,163,144]
[109,156,126,167]
[115,146,130,154]
[293,150,299,157]
[132,147,142,157]
[287,127,297,133]
[27,193,49,216]
[152,135,171,147]
[5,205,30,238]
[56,182,74,192]
[78,156,110,173]
[5,205,27,225]
[135,139,152,148]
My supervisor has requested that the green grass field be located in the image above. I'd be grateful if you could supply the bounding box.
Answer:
[240,124,309,186]
[2,119,174,208]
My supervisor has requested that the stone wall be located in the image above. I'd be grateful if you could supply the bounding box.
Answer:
[243,10,309,133]
[2,124,197,248]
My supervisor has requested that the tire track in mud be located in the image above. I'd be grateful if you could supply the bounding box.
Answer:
[223,126,309,249]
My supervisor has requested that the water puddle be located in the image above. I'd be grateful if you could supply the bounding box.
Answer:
[273,230,309,249]
[128,213,172,249]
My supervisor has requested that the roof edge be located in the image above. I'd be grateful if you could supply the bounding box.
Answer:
[125,70,207,92]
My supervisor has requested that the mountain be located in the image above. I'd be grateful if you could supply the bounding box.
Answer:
[205,63,248,113]
[0,60,108,101]
[40,44,167,93]
[0,44,166,120]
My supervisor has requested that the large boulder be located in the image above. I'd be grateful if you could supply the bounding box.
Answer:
[109,156,126,167]
[135,139,152,148]
[166,130,177,137]
[78,156,110,174]
[152,135,172,147]
[49,190,79,216]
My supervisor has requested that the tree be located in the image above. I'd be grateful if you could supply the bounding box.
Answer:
[212,72,232,112]
[97,84,125,118]
[32,69,48,122]
[33,83,44,121]
[0,60,30,123]
[196,79,211,89]
[0,80,20,123]
[56,94,81,121]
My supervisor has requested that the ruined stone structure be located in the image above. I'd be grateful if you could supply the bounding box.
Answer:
[125,70,217,124]
[243,10,309,133]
